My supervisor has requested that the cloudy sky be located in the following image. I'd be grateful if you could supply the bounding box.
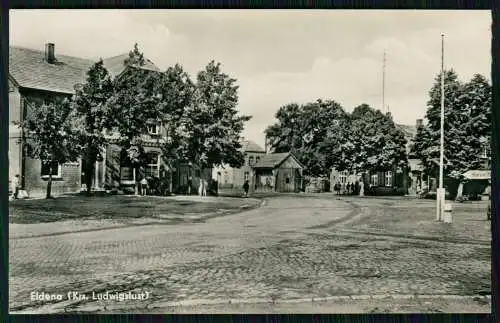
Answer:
[10,10,491,147]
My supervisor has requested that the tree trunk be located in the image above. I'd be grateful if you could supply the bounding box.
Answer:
[46,164,53,199]
[85,162,93,196]
[169,170,173,195]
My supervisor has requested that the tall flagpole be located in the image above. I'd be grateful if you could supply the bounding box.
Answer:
[382,50,386,113]
[437,34,445,221]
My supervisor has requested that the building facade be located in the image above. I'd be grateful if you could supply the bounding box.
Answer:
[9,43,208,197]
[212,140,266,189]
[9,45,93,197]
[253,152,304,193]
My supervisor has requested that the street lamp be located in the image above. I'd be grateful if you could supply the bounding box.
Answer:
[436,34,446,222]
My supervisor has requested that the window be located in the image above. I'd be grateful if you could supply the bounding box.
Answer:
[41,160,61,178]
[119,151,135,182]
[385,171,393,187]
[285,177,290,184]
[371,174,378,186]
[244,172,249,181]
[339,171,348,183]
[147,123,159,135]
[249,156,255,166]
[144,152,160,178]
[224,171,228,184]
[256,156,260,163]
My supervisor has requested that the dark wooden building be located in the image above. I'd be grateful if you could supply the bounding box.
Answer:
[253,152,304,193]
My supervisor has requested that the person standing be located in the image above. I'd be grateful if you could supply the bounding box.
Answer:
[12,174,20,199]
[486,180,492,220]
[188,176,193,195]
[140,177,148,196]
[243,180,250,197]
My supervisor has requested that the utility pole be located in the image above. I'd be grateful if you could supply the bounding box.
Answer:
[382,50,386,113]
[437,34,445,221]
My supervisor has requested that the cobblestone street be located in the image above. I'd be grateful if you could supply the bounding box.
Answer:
[9,195,491,313]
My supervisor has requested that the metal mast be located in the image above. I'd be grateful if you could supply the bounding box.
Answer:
[382,50,386,113]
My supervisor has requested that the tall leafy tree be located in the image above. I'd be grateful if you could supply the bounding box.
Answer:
[349,104,408,175]
[411,70,491,182]
[172,61,251,174]
[15,99,82,198]
[72,59,114,195]
[266,100,369,177]
[106,44,162,192]
[156,64,196,191]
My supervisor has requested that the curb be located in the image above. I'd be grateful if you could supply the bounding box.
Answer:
[143,294,492,310]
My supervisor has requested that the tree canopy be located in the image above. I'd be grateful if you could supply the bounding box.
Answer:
[265,100,408,177]
[16,98,82,198]
[411,70,491,180]
[167,61,251,171]
[72,58,114,194]
[106,44,162,166]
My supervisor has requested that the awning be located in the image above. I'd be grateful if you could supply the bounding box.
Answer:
[463,170,490,180]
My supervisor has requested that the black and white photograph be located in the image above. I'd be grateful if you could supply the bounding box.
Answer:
[8,9,492,313]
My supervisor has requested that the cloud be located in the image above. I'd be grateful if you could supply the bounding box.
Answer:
[9,10,491,148]
[238,17,491,146]
[9,10,190,71]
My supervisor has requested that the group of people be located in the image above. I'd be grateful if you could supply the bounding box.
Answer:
[333,181,360,195]
[187,176,209,196]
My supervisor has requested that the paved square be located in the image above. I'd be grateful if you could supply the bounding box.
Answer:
[9,195,491,313]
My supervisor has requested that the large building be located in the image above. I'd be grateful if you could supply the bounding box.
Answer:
[9,43,209,197]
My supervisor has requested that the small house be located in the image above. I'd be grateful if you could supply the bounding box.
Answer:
[253,152,304,193]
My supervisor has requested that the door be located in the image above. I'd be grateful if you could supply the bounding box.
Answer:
[278,168,295,192]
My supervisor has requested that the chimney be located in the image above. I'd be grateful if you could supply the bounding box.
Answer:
[416,119,423,128]
[45,43,55,64]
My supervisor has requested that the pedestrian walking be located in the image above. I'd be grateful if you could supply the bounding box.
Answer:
[140,177,148,196]
[354,181,360,195]
[346,182,352,195]
[243,180,250,197]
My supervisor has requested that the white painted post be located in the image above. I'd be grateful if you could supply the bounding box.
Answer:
[443,203,453,223]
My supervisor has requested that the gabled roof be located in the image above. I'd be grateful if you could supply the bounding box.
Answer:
[9,46,162,94]
[9,46,94,94]
[102,53,160,78]
[241,140,265,153]
[253,152,304,169]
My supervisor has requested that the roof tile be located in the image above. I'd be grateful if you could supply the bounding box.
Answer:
[9,46,161,94]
